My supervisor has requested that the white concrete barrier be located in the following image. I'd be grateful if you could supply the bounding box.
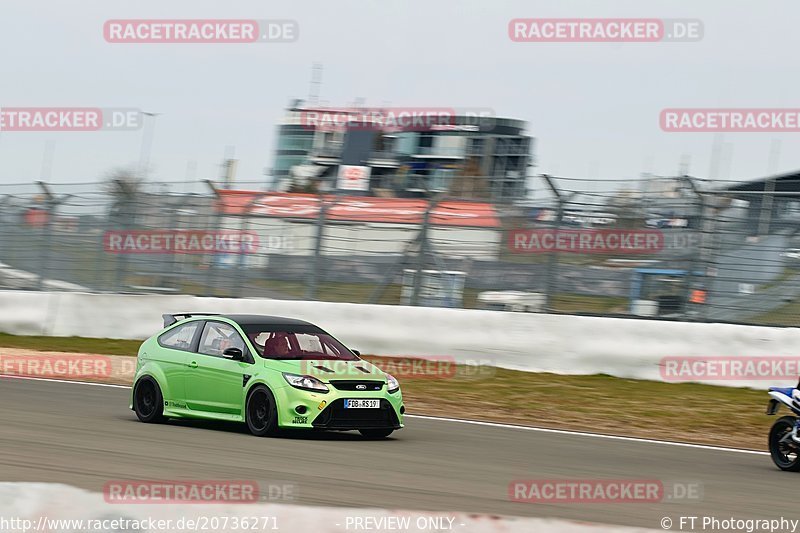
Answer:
[0,290,799,388]
[0,483,659,533]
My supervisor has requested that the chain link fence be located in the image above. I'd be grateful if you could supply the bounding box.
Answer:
[0,175,796,326]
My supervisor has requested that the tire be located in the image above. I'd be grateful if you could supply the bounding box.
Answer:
[359,428,394,439]
[246,386,279,437]
[133,377,166,423]
[769,416,800,471]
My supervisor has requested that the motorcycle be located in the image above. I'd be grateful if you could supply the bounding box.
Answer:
[767,385,800,471]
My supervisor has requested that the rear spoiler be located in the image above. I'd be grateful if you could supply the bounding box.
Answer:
[162,313,219,328]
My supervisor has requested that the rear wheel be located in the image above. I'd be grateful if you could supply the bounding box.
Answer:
[769,416,800,471]
[133,377,166,423]
[246,386,278,437]
[359,428,394,439]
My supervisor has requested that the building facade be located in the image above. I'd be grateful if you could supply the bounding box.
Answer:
[271,100,535,202]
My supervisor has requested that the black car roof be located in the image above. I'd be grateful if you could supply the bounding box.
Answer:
[219,314,317,327]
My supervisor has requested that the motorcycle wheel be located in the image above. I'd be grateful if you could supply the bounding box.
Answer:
[769,416,800,471]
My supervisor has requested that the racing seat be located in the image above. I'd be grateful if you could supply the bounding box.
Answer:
[263,333,292,357]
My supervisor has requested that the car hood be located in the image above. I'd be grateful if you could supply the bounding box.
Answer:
[264,358,387,382]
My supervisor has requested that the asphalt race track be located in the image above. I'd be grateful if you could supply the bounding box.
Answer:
[0,378,795,530]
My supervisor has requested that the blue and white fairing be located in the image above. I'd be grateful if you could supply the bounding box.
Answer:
[768,387,800,416]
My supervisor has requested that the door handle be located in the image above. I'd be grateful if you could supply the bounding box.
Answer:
[188,361,198,369]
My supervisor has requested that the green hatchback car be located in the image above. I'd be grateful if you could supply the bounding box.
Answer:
[130,313,404,438]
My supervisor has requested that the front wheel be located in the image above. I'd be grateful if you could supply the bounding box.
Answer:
[133,377,166,423]
[246,386,279,437]
[769,416,800,471]
[359,428,394,439]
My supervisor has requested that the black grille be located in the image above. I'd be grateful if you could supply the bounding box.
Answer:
[312,399,399,430]
[330,380,384,392]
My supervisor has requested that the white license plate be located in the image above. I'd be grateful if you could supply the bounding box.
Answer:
[344,399,380,409]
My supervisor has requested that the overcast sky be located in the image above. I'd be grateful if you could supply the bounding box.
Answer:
[0,0,798,192]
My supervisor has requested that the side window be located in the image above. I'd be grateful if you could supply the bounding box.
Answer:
[158,322,199,351]
[198,322,246,358]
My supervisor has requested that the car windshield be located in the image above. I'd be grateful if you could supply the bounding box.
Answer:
[244,326,359,361]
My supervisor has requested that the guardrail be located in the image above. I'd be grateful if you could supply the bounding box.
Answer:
[1,290,797,388]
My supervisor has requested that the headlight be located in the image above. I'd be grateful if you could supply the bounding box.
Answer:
[386,373,400,393]
[282,373,329,393]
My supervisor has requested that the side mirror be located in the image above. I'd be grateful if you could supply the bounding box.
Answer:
[352,349,361,356]
[223,347,244,361]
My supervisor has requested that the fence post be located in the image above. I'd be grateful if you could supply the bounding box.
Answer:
[204,180,221,297]
[686,177,722,322]
[681,175,704,320]
[38,186,53,291]
[541,175,563,312]
[757,178,776,237]
[306,194,329,300]
[111,180,138,292]
[235,198,259,298]
[410,197,437,306]
[95,206,108,291]
[35,182,71,291]
[0,196,16,267]
[700,194,723,322]
[167,199,182,292]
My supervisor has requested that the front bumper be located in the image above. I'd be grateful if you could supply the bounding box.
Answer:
[312,398,401,430]
[272,382,404,430]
